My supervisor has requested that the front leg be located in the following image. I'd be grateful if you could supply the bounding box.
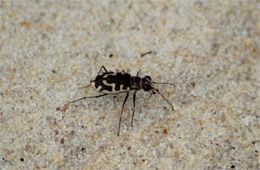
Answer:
[131,91,137,127]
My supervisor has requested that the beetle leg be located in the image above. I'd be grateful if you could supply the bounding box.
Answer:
[68,94,108,104]
[136,69,141,76]
[148,91,153,98]
[131,91,137,127]
[97,66,108,75]
[117,92,129,136]
[78,84,92,89]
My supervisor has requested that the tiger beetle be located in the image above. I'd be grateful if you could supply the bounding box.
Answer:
[68,66,175,136]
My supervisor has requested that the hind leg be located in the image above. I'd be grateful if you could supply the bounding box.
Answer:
[97,66,108,75]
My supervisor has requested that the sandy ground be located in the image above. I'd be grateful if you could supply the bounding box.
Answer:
[0,1,259,169]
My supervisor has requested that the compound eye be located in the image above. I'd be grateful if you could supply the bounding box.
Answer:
[143,84,152,91]
[145,76,151,81]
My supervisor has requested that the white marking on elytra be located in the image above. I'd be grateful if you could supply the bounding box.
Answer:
[103,74,109,78]
[91,81,102,92]
[120,84,130,91]
[91,81,96,89]
[120,84,124,91]
[98,80,118,94]
[97,85,102,91]
[103,72,117,78]
[103,80,116,91]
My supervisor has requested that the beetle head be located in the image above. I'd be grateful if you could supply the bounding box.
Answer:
[141,76,155,92]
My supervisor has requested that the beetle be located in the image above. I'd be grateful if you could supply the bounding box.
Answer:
[68,66,175,136]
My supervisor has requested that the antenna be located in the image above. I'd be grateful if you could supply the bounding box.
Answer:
[153,89,174,111]
[152,81,175,88]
